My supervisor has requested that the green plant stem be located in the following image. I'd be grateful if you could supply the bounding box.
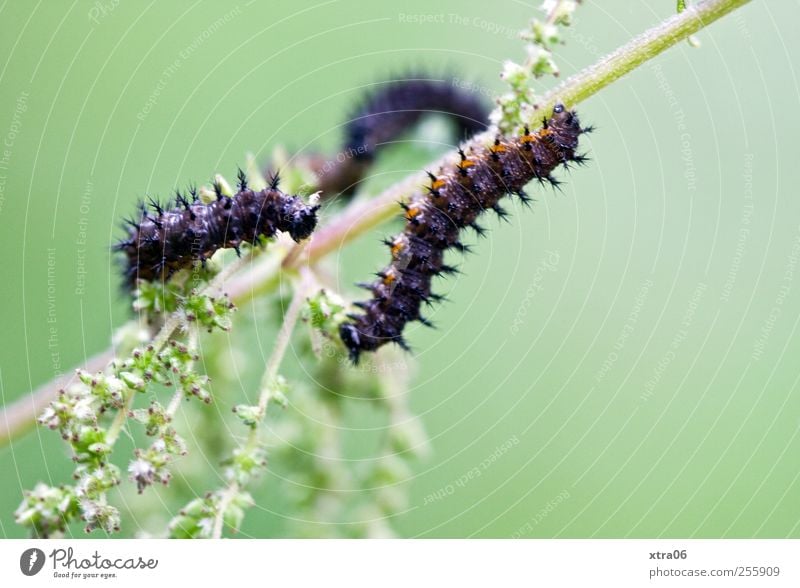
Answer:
[105,389,136,447]
[280,0,750,271]
[531,0,751,115]
[0,0,751,448]
[256,267,310,418]
[166,329,199,417]
[211,269,311,539]
[545,0,570,26]
[150,314,183,353]
[211,482,239,540]
[0,348,115,446]
[166,388,183,417]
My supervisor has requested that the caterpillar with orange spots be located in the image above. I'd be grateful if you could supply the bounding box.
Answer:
[339,103,591,363]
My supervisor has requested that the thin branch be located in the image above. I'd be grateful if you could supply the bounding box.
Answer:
[105,388,136,447]
[211,269,311,539]
[256,267,311,417]
[166,328,199,417]
[281,0,751,272]
[211,482,239,540]
[0,348,115,446]
[545,0,571,26]
[0,0,751,447]
[531,0,752,115]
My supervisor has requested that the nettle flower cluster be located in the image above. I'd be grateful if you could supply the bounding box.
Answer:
[16,277,236,537]
[166,289,352,538]
[493,0,580,131]
[166,375,286,539]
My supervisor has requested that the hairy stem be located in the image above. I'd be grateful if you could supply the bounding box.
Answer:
[105,389,135,447]
[211,483,238,540]
[0,348,114,446]
[257,267,310,417]
[166,329,199,417]
[211,270,311,539]
[281,0,750,271]
[545,0,571,26]
[531,0,752,115]
[0,0,750,447]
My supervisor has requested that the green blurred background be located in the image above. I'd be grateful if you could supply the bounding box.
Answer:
[2,0,799,538]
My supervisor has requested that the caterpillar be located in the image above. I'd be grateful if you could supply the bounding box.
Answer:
[339,104,590,363]
[117,77,484,287]
[308,76,489,199]
[115,171,318,287]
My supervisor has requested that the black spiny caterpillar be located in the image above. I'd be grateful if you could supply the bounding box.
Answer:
[116,171,318,287]
[310,76,489,199]
[339,104,590,363]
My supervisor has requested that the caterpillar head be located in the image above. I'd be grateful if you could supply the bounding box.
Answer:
[285,203,320,242]
[339,322,362,364]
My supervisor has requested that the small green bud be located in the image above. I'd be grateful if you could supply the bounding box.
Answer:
[120,371,146,391]
[233,404,261,427]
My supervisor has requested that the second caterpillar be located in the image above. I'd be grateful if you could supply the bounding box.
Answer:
[339,104,591,363]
